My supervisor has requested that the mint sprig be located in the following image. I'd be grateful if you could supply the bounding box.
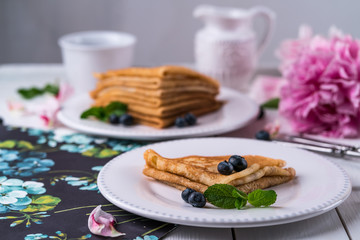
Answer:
[204,184,247,209]
[80,101,127,122]
[204,184,277,209]
[247,189,277,207]
[18,84,59,99]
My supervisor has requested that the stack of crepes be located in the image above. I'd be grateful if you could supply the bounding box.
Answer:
[89,65,223,128]
[143,149,296,194]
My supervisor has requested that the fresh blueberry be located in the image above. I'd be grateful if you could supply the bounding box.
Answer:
[181,188,195,203]
[255,130,271,141]
[228,155,247,172]
[120,113,133,126]
[175,117,187,127]
[217,160,234,175]
[108,114,120,124]
[188,192,206,208]
[184,113,197,126]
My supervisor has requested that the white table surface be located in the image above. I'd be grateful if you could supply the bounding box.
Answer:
[0,64,358,240]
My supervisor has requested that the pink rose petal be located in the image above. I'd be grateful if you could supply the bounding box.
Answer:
[88,205,125,237]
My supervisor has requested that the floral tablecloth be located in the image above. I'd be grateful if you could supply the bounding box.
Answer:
[0,123,176,240]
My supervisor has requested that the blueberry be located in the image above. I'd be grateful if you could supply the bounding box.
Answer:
[120,113,133,126]
[175,117,187,127]
[181,188,195,203]
[217,161,234,175]
[228,155,247,172]
[184,113,197,126]
[0,118,3,125]
[108,114,120,124]
[255,130,271,141]
[188,192,206,208]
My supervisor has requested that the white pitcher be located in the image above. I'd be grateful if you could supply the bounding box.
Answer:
[194,5,275,92]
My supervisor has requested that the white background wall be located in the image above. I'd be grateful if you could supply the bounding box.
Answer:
[1,0,360,68]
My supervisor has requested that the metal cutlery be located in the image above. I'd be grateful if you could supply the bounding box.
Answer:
[272,134,360,157]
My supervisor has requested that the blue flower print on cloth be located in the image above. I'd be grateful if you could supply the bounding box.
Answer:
[0,177,39,213]
[24,231,92,240]
[135,235,159,240]
[0,126,175,239]
[0,149,55,177]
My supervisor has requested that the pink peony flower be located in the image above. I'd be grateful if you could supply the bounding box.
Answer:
[278,25,360,138]
[88,205,125,237]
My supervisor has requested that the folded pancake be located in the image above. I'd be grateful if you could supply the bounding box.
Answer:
[129,101,223,128]
[93,88,217,108]
[142,149,296,194]
[89,65,223,128]
[94,65,220,87]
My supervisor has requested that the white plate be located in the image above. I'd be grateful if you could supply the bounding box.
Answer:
[97,137,352,228]
[57,87,258,140]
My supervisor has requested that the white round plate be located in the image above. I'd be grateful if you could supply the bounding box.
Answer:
[97,137,352,228]
[57,87,258,140]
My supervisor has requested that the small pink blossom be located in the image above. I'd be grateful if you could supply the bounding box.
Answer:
[264,120,281,138]
[88,205,125,237]
[278,25,360,138]
[249,75,286,104]
[7,82,73,127]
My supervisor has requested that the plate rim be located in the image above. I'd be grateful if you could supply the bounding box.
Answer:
[97,137,352,228]
[57,87,259,140]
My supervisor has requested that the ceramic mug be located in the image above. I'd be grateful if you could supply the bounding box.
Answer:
[58,31,136,94]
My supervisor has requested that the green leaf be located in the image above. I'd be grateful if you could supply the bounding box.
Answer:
[95,149,119,158]
[247,189,277,207]
[21,205,57,212]
[80,107,106,121]
[261,98,280,109]
[80,101,128,122]
[204,184,247,209]
[10,219,25,227]
[81,147,100,157]
[104,101,127,116]
[0,216,19,219]
[17,140,34,149]
[17,84,59,99]
[43,84,59,96]
[0,140,16,148]
[18,88,43,99]
[21,195,61,212]
[31,195,61,205]
[235,198,247,210]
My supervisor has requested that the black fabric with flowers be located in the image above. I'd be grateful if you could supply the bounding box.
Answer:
[0,124,176,240]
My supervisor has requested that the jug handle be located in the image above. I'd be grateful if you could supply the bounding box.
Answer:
[250,6,276,57]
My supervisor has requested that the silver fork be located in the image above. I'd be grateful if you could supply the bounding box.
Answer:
[273,134,360,157]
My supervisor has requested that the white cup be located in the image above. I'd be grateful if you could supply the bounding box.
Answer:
[58,31,136,94]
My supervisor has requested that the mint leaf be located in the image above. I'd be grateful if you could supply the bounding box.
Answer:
[235,198,247,210]
[247,189,277,207]
[204,184,247,209]
[80,101,128,122]
[104,101,127,116]
[80,107,106,121]
[18,84,59,99]
[18,88,44,99]
[43,84,59,96]
[261,98,280,109]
